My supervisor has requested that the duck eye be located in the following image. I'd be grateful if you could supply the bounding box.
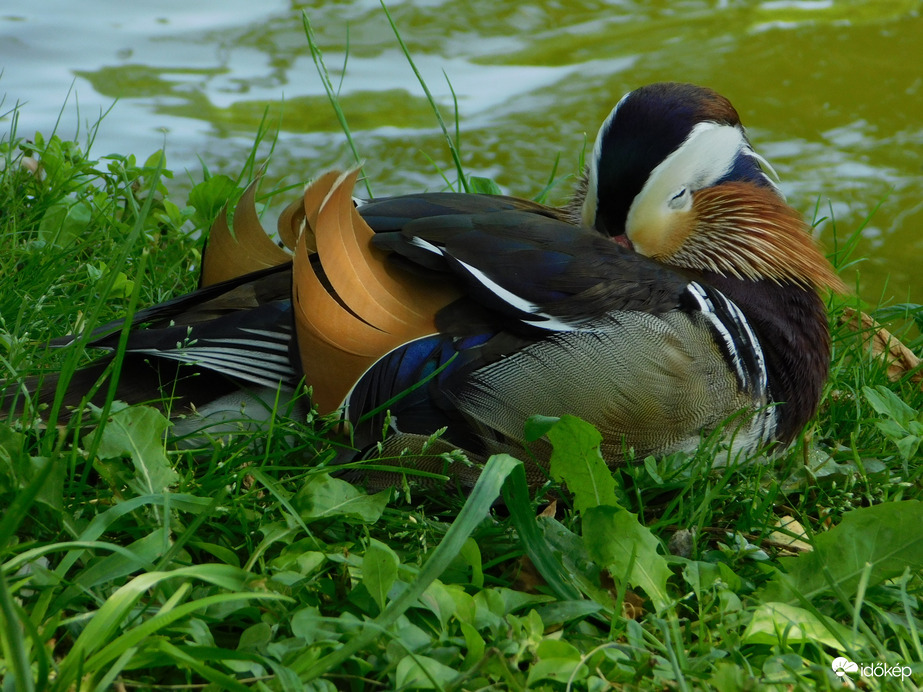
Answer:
[668,187,688,209]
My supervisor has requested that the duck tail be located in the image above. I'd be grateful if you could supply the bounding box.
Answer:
[1,357,115,423]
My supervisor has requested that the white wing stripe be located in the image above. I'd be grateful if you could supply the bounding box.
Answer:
[454,258,581,332]
[128,346,295,386]
[193,341,290,357]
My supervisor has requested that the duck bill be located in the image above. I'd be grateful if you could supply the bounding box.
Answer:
[610,234,634,250]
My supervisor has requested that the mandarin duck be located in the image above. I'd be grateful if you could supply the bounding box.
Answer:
[3,83,844,484]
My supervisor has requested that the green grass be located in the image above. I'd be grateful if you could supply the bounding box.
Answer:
[2,27,923,692]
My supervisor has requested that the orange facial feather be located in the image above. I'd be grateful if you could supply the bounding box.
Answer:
[669,183,846,293]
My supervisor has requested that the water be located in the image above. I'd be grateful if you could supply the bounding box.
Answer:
[2,0,921,304]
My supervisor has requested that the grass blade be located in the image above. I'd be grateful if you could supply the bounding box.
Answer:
[295,453,521,680]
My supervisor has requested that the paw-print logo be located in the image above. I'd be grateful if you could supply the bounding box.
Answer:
[831,657,859,677]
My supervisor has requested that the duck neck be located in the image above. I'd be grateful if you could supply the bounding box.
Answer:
[701,272,831,444]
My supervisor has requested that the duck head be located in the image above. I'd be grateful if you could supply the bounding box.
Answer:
[577,82,844,293]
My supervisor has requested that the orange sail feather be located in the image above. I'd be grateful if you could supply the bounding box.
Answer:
[293,169,460,412]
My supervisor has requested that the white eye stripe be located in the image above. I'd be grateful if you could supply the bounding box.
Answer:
[668,121,746,191]
[742,146,783,195]
[625,122,749,242]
